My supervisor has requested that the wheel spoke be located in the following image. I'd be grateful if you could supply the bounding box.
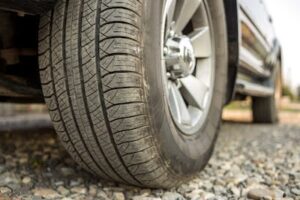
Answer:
[174,0,203,33]
[189,27,211,58]
[180,75,209,110]
[195,59,211,85]
[165,0,177,33]
[168,82,192,126]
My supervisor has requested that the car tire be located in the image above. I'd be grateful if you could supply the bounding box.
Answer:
[252,65,281,124]
[38,0,227,188]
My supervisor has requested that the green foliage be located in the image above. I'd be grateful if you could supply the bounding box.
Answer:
[282,85,295,101]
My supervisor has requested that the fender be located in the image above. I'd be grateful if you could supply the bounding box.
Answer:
[223,0,240,104]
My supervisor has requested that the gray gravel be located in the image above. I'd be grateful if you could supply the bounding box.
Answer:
[0,122,299,200]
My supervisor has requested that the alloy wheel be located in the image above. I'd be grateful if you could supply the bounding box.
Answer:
[162,0,215,135]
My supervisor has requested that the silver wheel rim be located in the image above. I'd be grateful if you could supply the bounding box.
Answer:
[162,0,215,135]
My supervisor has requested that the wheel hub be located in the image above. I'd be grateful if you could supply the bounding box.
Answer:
[165,36,196,79]
[162,0,215,135]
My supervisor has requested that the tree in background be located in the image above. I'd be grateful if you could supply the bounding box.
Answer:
[297,86,300,101]
[283,85,296,101]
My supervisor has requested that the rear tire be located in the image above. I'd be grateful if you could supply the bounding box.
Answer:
[39,0,227,188]
[252,96,278,123]
[252,66,281,124]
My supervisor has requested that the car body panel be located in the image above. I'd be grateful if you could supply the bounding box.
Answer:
[240,0,276,46]
[234,0,280,98]
[223,0,280,103]
[238,0,276,76]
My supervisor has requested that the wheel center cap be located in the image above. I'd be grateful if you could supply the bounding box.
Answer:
[165,36,196,78]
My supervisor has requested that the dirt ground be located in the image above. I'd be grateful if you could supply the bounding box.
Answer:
[223,101,300,124]
[223,109,300,124]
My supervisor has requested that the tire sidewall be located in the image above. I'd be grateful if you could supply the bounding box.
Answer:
[142,0,228,175]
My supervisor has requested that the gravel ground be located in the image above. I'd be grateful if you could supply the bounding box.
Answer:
[0,119,299,200]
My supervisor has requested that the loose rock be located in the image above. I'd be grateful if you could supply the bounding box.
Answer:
[22,177,31,184]
[57,186,70,196]
[0,121,299,199]
[32,188,60,199]
[162,192,185,200]
[0,186,12,195]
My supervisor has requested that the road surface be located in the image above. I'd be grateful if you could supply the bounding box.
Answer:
[0,111,299,200]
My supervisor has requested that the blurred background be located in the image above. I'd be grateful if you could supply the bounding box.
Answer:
[0,1,299,199]
[265,0,300,95]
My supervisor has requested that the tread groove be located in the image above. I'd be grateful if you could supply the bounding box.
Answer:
[47,6,96,175]
[64,0,113,179]
[95,0,142,185]
[77,0,127,182]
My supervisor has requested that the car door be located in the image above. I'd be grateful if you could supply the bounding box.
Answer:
[238,0,276,78]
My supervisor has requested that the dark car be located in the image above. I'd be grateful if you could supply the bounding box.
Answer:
[0,0,281,188]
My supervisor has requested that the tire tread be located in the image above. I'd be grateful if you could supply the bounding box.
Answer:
[39,0,176,187]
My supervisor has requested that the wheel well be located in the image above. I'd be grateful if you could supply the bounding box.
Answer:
[223,0,240,104]
[0,11,43,102]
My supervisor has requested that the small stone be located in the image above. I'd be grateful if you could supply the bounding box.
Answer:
[190,197,201,200]
[54,181,64,186]
[177,184,193,194]
[60,167,75,177]
[19,157,28,164]
[203,193,215,199]
[152,189,164,197]
[234,174,248,185]
[214,179,226,186]
[213,185,226,194]
[61,198,73,200]
[33,188,60,199]
[202,181,213,191]
[22,177,31,184]
[57,186,70,196]
[132,196,161,200]
[188,183,199,190]
[0,186,12,195]
[185,189,202,199]
[97,190,110,199]
[162,192,185,200]
[70,186,87,194]
[140,189,152,196]
[272,188,285,199]
[5,183,20,192]
[89,185,98,196]
[278,174,289,185]
[69,179,82,187]
[113,192,125,200]
[230,186,241,197]
[1,172,20,185]
[247,188,272,200]
[291,188,300,196]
